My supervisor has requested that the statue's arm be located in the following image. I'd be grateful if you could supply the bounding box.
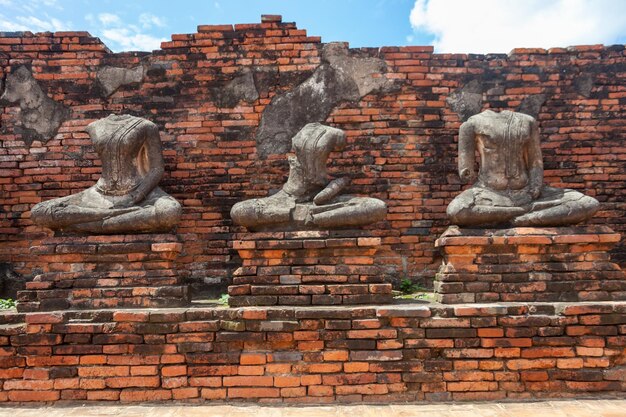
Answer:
[458,121,477,183]
[527,120,543,198]
[131,123,165,204]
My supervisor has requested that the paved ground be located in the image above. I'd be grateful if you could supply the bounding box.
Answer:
[0,399,625,417]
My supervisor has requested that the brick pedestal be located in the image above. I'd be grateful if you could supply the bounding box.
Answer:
[435,225,626,304]
[17,234,189,312]
[228,231,393,306]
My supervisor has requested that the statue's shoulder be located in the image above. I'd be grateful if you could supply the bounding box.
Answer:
[462,114,481,129]
[514,111,537,124]
[136,117,158,133]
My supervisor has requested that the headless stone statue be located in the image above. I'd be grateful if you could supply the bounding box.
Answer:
[31,114,182,234]
[231,123,387,231]
[447,110,599,227]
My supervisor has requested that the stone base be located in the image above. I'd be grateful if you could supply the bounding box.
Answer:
[434,226,626,304]
[228,230,393,306]
[16,234,190,312]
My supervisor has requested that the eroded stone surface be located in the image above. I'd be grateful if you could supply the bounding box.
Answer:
[255,43,398,158]
[447,110,599,227]
[213,69,259,107]
[574,73,594,97]
[517,93,547,118]
[0,262,24,299]
[96,64,145,97]
[446,79,483,122]
[31,114,181,234]
[232,123,387,230]
[0,65,69,145]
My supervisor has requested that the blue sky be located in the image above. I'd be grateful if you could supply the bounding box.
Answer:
[0,0,625,54]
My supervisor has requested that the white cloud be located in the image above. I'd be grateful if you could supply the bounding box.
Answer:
[102,28,165,51]
[0,15,29,31]
[409,0,626,53]
[98,12,121,27]
[15,15,68,31]
[83,12,166,52]
[2,0,60,14]
[0,13,69,32]
[139,13,166,29]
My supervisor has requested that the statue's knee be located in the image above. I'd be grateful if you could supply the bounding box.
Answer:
[155,197,182,228]
[353,198,387,224]
[581,195,600,213]
[30,202,53,226]
[230,201,258,227]
[368,199,387,222]
[446,198,469,223]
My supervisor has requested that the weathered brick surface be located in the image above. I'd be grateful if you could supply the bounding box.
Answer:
[0,302,624,403]
[435,226,626,303]
[16,234,189,312]
[0,17,624,296]
[228,231,392,306]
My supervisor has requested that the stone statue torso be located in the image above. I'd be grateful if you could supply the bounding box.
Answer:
[230,122,387,231]
[447,109,599,227]
[88,115,151,196]
[472,110,533,191]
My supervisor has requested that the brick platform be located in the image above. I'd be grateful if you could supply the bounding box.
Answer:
[228,231,393,306]
[0,301,624,403]
[434,226,626,304]
[16,234,190,312]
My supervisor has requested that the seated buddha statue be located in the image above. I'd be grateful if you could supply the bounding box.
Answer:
[231,123,387,231]
[446,109,599,227]
[31,114,182,234]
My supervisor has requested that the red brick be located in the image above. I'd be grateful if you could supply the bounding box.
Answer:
[162,365,187,377]
[172,387,198,400]
[228,387,280,398]
[274,376,301,387]
[119,389,172,402]
[8,390,60,402]
[223,376,273,387]
[240,353,266,365]
[105,376,160,388]
[87,390,120,401]
[308,385,333,396]
[200,388,227,399]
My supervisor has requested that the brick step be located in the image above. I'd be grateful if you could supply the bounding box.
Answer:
[19,285,187,300]
[232,275,387,285]
[228,293,394,306]
[26,272,181,290]
[230,283,392,296]
[17,296,187,312]
[438,270,626,282]
[17,285,189,312]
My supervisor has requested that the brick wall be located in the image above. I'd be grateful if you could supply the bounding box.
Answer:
[0,302,624,402]
[1,17,625,296]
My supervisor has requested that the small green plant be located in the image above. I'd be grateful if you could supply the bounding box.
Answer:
[397,279,431,300]
[0,299,16,309]
[217,293,229,306]
[400,278,418,294]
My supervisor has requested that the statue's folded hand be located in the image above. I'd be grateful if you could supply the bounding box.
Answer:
[111,195,136,209]
[313,177,350,205]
